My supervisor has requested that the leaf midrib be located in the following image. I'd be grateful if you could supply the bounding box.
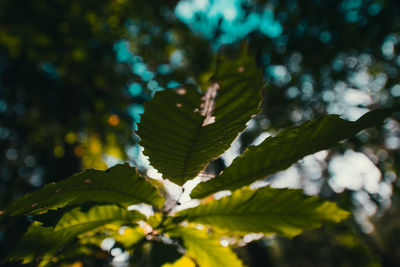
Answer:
[12,187,158,215]
[179,120,204,184]
[55,217,137,233]
[194,140,336,197]
[183,208,344,218]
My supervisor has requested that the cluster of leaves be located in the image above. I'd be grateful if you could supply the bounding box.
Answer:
[1,50,398,266]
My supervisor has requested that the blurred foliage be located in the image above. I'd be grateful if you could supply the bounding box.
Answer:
[1,0,400,266]
[0,0,213,207]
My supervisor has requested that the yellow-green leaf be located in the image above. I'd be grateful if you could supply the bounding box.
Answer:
[114,226,146,249]
[7,205,144,264]
[162,256,196,267]
[181,187,349,237]
[168,226,243,267]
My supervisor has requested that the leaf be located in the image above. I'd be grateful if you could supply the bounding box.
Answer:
[6,205,144,264]
[162,256,196,267]
[168,226,243,267]
[53,243,100,265]
[191,107,399,198]
[180,187,349,237]
[4,163,164,217]
[53,205,145,234]
[5,223,56,265]
[114,225,146,249]
[138,49,263,185]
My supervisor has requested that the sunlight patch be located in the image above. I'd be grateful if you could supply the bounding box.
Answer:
[200,83,220,126]
[329,150,381,193]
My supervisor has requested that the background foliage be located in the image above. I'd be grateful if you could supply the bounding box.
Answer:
[1,0,400,266]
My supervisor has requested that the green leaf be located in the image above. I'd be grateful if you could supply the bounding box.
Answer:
[6,205,144,264]
[52,242,102,265]
[138,49,263,185]
[4,163,164,217]
[5,223,55,265]
[168,226,243,267]
[180,187,349,237]
[191,107,399,198]
[53,204,145,233]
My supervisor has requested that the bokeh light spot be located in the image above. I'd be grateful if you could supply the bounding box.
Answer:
[54,146,65,158]
[74,146,84,157]
[65,132,77,144]
[128,83,142,96]
[108,114,120,126]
